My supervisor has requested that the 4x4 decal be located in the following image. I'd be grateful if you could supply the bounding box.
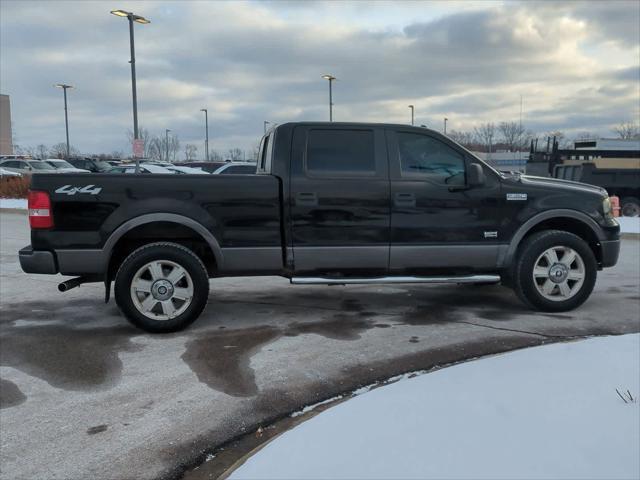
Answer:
[55,185,103,196]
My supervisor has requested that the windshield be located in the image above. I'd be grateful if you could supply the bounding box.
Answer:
[49,160,74,169]
[29,161,55,170]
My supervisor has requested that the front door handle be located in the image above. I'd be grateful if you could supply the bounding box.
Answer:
[295,192,318,206]
[394,192,416,208]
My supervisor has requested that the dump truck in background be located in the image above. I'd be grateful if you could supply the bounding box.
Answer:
[528,137,640,217]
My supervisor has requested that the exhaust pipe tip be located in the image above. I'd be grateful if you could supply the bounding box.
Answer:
[58,283,68,292]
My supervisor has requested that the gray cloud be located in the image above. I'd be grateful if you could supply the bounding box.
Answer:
[1,0,638,157]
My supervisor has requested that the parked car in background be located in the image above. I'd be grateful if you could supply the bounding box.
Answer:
[164,165,207,175]
[178,161,229,173]
[212,162,257,174]
[67,157,112,173]
[44,159,90,173]
[0,159,59,174]
[0,167,21,177]
[105,160,123,167]
[109,164,176,174]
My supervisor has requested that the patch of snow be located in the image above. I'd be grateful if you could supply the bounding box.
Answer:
[232,334,640,480]
[618,216,640,234]
[0,198,27,210]
[291,395,344,418]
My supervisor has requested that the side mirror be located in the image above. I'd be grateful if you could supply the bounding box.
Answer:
[468,163,485,187]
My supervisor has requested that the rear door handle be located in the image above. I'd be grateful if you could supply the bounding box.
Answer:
[295,192,318,206]
[394,192,416,207]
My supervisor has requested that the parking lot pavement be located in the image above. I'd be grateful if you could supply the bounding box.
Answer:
[1,210,639,480]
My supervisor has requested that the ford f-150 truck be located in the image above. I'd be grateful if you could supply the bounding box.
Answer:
[19,122,621,332]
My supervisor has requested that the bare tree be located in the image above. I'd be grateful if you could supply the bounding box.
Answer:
[147,137,163,160]
[613,121,640,140]
[473,122,496,154]
[35,144,48,159]
[184,144,198,161]
[227,148,243,161]
[209,149,222,162]
[574,131,596,141]
[49,142,78,158]
[498,121,526,151]
[447,130,475,148]
[544,131,572,149]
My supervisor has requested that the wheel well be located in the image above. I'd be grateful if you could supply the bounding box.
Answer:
[519,217,602,264]
[107,221,217,278]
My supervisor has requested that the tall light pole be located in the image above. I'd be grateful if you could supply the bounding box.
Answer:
[54,84,73,159]
[444,117,448,135]
[165,129,171,162]
[322,74,336,122]
[111,9,150,173]
[408,105,414,126]
[200,109,209,161]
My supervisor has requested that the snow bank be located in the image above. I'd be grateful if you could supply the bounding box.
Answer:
[232,334,640,480]
[618,216,640,234]
[0,198,27,210]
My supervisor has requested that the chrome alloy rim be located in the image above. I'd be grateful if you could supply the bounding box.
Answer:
[533,246,585,302]
[130,260,193,320]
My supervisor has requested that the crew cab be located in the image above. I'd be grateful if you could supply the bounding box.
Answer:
[19,122,621,333]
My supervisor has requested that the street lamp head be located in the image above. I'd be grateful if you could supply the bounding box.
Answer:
[110,9,130,17]
[322,74,336,81]
[200,109,207,113]
[55,84,73,89]
[133,15,150,24]
[408,104,414,108]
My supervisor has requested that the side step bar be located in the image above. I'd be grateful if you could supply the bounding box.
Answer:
[290,275,501,285]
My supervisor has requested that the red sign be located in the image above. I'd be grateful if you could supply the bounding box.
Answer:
[133,139,144,158]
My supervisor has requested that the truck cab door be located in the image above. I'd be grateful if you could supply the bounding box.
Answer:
[289,125,390,276]
[387,129,504,274]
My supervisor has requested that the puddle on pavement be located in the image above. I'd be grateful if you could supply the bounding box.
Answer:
[284,313,373,341]
[0,378,26,409]
[181,326,281,397]
[0,324,141,391]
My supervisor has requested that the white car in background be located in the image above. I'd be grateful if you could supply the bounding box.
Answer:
[211,162,257,174]
[164,165,207,174]
[0,159,61,174]
[108,164,176,174]
[0,167,22,177]
[44,159,90,173]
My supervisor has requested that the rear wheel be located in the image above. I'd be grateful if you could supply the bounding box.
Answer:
[513,230,597,312]
[114,242,209,333]
[621,196,640,217]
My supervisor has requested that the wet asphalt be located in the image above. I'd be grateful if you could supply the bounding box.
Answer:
[0,211,639,479]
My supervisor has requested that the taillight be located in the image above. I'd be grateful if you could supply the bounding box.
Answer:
[28,190,54,229]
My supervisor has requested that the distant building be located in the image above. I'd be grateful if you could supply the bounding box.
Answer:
[574,138,640,151]
[0,94,13,155]
[472,151,528,172]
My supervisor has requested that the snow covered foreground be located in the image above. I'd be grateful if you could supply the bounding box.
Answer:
[232,334,640,480]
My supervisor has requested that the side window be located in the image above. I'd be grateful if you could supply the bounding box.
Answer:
[397,132,465,185]
[306,129,375,176]
[260,135,269,171]
[4,161,19,168]
[221,165,256,174]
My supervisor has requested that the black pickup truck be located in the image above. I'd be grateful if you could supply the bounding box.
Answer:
[20,122,621,332]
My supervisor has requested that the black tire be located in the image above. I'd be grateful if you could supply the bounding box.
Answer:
[621,196,640,217]
[513,230,597,312]
[114,242,209,333]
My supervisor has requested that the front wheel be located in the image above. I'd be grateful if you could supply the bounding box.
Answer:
[114,242,209,333]
[513,230,597,312]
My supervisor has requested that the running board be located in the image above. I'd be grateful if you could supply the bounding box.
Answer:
[290,275,501,285]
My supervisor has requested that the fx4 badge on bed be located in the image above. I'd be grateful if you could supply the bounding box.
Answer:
[55,185,103,196]
[506,193,527,201]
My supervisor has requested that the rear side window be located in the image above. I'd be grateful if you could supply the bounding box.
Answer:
[306,129,375,175]
[397,133,465,185]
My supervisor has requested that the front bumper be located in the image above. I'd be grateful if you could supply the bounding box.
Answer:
[19,246,58,274]
[600,240,620,268]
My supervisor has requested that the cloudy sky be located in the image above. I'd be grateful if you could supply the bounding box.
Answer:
[1,0,638,157]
